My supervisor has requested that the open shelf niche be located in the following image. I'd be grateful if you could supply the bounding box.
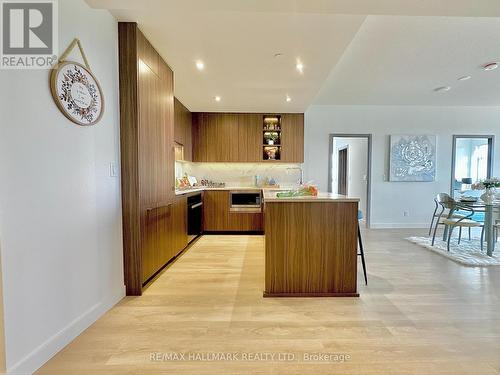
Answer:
[262,115,281,161]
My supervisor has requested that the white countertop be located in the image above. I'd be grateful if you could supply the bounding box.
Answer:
[175,186,263,196]
[175,186,359,202]
[262,190,359,203]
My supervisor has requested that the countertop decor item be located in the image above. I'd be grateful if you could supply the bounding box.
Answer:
[50,38,104,126]
[389,135,436,182]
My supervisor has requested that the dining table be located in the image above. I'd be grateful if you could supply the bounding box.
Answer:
[444,199,500,256]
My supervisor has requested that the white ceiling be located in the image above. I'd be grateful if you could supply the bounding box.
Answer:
[87,0,500,110]
[314,16,500,106]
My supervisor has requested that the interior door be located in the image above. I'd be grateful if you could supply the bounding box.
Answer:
[338,148,348,195]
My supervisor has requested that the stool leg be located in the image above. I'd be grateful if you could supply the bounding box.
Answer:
[358,224,367,286]
[458,226,462,244]
[468,227,471,241]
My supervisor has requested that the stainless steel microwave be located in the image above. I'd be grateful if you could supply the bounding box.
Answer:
[229,190,262,213]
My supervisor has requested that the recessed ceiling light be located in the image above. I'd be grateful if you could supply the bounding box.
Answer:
[434,86,451,92]
[458,75,472,81]
[483,62,498,71]
[296,61,304,74]
[195,60,204,71]
[286,95,291,102]
[214,96,221,102]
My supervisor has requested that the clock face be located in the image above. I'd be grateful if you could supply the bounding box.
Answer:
[50,61,104,126]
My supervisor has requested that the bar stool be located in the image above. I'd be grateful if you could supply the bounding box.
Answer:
[358,210,367,285]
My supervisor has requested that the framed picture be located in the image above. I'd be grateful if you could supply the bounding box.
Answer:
[390,135,436,182]
[50,61,104,126]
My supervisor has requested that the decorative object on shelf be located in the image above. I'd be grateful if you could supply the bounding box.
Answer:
[264,131,279,145]
[50,38,104,126]
[264,146,279,160]
[389,135,436,182]
[472,178,500,204]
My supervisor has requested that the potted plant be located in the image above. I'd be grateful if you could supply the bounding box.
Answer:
[472,178,500,204]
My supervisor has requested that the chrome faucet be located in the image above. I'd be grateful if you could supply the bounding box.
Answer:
[286,166,304,185]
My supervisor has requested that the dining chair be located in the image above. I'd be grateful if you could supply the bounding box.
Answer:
[431,193,461,246]
[428,193,465,236]
[441,203,484,252]
[357,210,367,285]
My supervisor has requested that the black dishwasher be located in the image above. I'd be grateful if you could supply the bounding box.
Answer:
[187,193,203,242]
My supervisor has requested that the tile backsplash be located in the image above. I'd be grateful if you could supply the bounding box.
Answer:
[175,162,303,187]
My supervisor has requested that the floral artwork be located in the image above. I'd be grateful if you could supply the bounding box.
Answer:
[390,135,436,182]
[52,62,103,126]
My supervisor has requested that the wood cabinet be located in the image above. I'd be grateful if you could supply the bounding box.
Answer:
[203,190,263,231]
[118,22,175,295]
[192,112,303,163]
[281,114,304,163]
[174,98,192,161]
[203,190,229,231]
[172,196,188,255]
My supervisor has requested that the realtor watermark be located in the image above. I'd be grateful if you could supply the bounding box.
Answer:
[0,0,58,69]
[149,351,351,363]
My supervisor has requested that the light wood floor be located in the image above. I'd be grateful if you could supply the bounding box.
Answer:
[38,229,500,374]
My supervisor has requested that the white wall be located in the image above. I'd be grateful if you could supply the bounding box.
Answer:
[0,1,124,373]
[304,105,500,228]
[332,137,368,221]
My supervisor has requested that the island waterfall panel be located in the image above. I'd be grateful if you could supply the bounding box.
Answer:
[264,201,359,297]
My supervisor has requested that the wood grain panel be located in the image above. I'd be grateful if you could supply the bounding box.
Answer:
[118,22,142,296]
[203,190,229,231]
[172,196,188,255]
[228,212,263,231]
[174,97,192,161]
[238,114,262,162]
[280,113,304,163]
[118,22,176,293]
[264,201,358,296]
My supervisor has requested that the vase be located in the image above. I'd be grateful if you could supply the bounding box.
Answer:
[481,187,496,204]
[268,140,274,145]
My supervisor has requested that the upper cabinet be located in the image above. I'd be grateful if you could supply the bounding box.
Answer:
[174,98,193,161]
[192,112,303,163]
[281,113,304,163]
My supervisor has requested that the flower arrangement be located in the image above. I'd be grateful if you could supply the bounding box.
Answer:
[472,178,500,190]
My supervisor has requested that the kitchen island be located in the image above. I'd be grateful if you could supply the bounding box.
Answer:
[263,191,360,297]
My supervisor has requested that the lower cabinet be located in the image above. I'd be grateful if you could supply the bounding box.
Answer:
[203,190,263,232]
[172,195,188,255]
[141,197,188,284]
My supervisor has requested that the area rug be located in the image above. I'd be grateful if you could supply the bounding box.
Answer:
[406,236,500,266]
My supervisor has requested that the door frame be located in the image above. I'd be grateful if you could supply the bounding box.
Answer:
[328,134,372,228]
[450,134,495,195]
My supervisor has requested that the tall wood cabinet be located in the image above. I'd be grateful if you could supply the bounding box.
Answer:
[192,112,304,163]
[118,22,175,295]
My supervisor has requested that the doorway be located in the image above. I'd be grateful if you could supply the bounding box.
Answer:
[329,134,372,228]
[338,147,348,195]
[451,135,495,198]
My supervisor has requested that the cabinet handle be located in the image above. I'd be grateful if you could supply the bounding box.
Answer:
[146,203,172,220]
[190,202,203,209]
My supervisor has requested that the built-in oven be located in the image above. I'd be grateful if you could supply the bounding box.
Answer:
[187,193,202,242]
[229,190,262,213]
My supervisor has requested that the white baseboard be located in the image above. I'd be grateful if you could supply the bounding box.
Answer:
[7,285,126,375]
[370,223,429,229]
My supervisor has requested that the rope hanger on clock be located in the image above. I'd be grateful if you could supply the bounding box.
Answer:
[57,38,92,71]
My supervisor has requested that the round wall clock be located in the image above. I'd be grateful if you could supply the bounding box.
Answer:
[50,61,104,126]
